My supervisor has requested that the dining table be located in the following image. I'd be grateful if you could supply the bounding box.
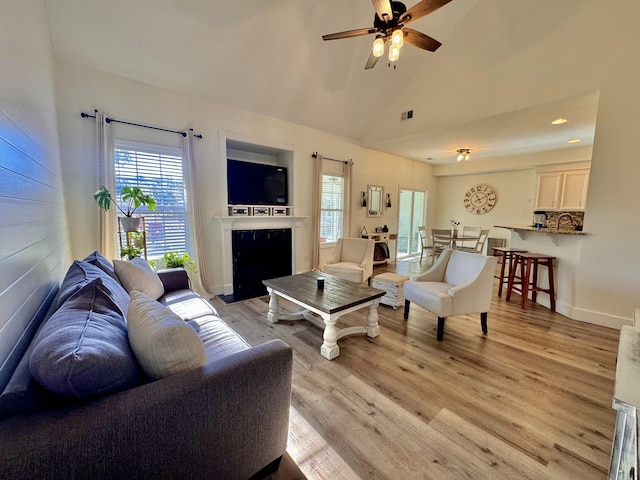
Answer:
[431,231,480,250]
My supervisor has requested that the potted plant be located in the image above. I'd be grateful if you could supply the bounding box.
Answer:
[120,244,142,260]
[93,184,157,232]
[158,251,197,272]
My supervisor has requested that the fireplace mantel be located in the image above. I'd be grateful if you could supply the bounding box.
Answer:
[213,215,308,295]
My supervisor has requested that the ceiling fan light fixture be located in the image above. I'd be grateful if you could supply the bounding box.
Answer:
[456,149,471,162]
[391,29,404,49]
[372,36,385,57]
[389,44,400,62]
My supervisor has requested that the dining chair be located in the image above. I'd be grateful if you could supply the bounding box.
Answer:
[417,226,434,264]
[431,229,452,259]
[462,226,482,238]
[459,228,490,254]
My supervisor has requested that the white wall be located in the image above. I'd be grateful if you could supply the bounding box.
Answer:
[0,0,71,386]
[434,169,536,244]
[54,62,434,295]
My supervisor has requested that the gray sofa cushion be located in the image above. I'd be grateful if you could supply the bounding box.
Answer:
[159,289,218,320]
[29,279,141,398]
[188,315,250,363]
[55,260,130,313]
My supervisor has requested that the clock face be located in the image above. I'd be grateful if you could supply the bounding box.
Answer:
[464,184,497,214]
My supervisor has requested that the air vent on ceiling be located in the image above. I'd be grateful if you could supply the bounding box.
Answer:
[400,110,414,121]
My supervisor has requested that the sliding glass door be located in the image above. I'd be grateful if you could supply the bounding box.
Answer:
[397,189,426,258]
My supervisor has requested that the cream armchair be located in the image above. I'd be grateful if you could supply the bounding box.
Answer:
[323,237,375,284]
[403,248,497,341]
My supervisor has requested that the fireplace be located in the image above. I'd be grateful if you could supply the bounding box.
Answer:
[230,228,292,301]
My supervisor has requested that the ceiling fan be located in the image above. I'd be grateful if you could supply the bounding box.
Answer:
[322,0,452,69]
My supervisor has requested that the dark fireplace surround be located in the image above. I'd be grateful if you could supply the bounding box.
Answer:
[230,228,292,301]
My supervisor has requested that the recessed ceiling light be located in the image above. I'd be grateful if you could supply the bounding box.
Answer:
[568,138,581,143]
[551,118,568,125]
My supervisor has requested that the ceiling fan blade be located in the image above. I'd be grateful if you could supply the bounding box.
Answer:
[322,27,378,41]
[371,0,393,23]
[365,51,382,70]
[403,28,442,51]
[400,0,453,25]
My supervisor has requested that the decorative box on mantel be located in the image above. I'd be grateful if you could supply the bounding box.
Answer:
[228,205,292,217]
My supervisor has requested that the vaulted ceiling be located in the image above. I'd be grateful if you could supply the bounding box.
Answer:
[45,0,602,164]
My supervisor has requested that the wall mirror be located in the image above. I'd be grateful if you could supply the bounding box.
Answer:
[367,185,384,217]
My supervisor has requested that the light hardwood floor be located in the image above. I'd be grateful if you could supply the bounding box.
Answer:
[214,255,619,479]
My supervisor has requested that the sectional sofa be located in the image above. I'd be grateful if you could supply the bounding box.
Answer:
[0,253,293,479]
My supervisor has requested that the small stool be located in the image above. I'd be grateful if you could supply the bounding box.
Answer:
[492,247,527,297]
[506,253,557,312]
[373,272,410,309]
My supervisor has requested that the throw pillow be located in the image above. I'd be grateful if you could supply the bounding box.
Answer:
[55,260,130,313]
[29,279,141,399]
[127,291,208,380]
[113,257,164,300]
[82,251,120,281]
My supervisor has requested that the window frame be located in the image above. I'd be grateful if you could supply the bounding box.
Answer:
[112,139,190,261]
[319,173,345,246]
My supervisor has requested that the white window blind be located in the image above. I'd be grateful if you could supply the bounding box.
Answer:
[320,174,344,243]
[113,141,188,259]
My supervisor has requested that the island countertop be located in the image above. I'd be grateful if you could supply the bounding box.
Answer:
[494,224,586,236]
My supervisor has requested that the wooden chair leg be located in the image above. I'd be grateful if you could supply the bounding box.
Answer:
[403,300,410,320]
[480,312,488,334]
[437,317,445,341]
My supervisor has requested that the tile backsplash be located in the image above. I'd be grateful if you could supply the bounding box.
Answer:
[542,211,585,229]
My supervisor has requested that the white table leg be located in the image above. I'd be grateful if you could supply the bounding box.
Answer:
[320,316,340,360]
[267,289,280,323]
[366,302,380,338]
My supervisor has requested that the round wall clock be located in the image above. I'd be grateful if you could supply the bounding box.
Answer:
[463,184,497,214]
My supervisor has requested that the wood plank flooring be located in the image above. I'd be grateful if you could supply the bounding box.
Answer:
[213,255,619,479]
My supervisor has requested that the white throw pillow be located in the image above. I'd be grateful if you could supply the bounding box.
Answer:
[113,257,164,299]
[127,291,208,380]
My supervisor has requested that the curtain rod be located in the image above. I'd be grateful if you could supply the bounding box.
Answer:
[81,110,203,138]
[311,152,350,164]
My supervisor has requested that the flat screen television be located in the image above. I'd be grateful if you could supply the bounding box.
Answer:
[227,159,288,205]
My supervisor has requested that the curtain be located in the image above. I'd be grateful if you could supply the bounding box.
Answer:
[180,130,213,297]
[311,154,323,270]
[96,111,117,260]
[343,159,353,237]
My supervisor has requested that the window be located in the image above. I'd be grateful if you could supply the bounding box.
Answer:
[113,141,188,260]
[320,174,344,243]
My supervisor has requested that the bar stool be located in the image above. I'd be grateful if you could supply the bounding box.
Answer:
[492,247,527,297]
[506,253,557,312]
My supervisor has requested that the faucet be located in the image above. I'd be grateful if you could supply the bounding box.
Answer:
[555,213,576,230]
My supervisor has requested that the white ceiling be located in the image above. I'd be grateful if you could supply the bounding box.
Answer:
[44,0,600,165]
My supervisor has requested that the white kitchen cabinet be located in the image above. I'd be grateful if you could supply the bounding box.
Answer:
[559,169,589,210]
[535,172,563,210]
[535,169,589,211]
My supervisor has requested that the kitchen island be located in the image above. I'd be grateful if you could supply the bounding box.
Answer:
[493,224,587,320]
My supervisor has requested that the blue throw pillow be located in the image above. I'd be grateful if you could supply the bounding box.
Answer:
[29,278,141,399]
[82,251,120,282]
[54,260,129,313]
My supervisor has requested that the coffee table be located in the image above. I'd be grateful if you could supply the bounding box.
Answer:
[262,271,385,360]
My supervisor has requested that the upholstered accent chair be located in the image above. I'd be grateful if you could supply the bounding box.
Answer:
[403,248,498,341]
[323,237,375,284]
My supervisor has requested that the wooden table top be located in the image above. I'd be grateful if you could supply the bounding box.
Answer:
[262,271,385,315]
